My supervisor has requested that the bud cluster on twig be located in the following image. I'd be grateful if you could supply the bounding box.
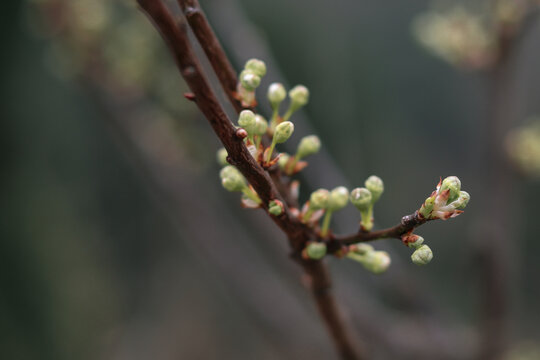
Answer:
[217,58,470,274]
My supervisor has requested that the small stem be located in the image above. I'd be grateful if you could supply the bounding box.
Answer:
[266,140,277,163]
[255,135,262,152]
[287,155,299,174]
[321,210,333,237]
[270,108,279,133]
[242,186,261,204]
[302,207,315,223]
[282,108,294,122]
[360,207,373,231]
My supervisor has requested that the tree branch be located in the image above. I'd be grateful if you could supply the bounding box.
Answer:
[136,1,364,358]
[177,0,244,112]
[329,211,428,252]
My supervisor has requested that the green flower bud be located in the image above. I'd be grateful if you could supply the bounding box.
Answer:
[296,135,321,159]
[254,115,268,136]
[273,121,294,144]
[350,243,374,255]
[328,186,349,212]
[268,200,284,216]
[407,235,424,249]
[289,85,309,111]
[306,242,327,260]
[411,244,433,266]
[244,58,266,77]
[278,153,290,170]
[240,69,261,91]
[216,147,228,166]
[419,195,435,218]
[365,175,384,202]
[220,165,247,192]
[453,190,470,210]
[350,188,372,212]
[267,82,286,109]
[440,176,461,202]
[238,110,256,135]
[362,251,391,274]
[310,189,330,210]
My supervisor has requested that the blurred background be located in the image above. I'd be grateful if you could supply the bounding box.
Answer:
[2,0,540,359]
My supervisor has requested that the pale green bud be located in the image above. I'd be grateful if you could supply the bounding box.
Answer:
[268,200,284,216]
[351,243,374,255]
[240,69,261,91]
[328,186,349,212]
[453,191,470,210]
[411,245,433,265]
[419,196,435,218]
[306,242,327,260]
[273,121,294,144]
[278,153,290,170]
[440,176,461,202]
[350,188,372,212]
[362,251,391,274]
[244,58,266,77]
[216,147,228,166]
[365,175,384,202]
[296,135,321,159]
[309,189,330,210]
[220,165,247,192]
[238,110,256,135]
[254,115,268,135]
[267,82,286,108]
[289,85,309,110]
[407,235,424,249]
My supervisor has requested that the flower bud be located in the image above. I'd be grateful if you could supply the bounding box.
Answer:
[278,153,290,170]
[362,251,391,274]
[240,69,261,91]
[244,58,266,77]
[296,135,321,159]
[310,189,330,210]
[406,235,424,249]
[289,85,309,111]
[452,190,470,210]
[350,243,374,255]
[328,186,349,212]
[254,115,268,136]
[216,147,228,166]
[419,195,435,218]
[440,176,461,202]
[365,175,384,202]
[220,165,247,192]
[273,121,294,144]
[350,188,372,212]
[238,110,256,135]
[306,242,327,260]
[411,244,433,265]
[267,82,286,108]
[268,200,284,216]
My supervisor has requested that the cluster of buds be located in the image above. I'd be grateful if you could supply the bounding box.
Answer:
[346,244,391,274]
[402,234,433,266]
[268,83,309,133]
[506,119,540,177]
[419,176,470,220]
[350,176,384,231]
[413,6,495,69]
[236,59,266,107]
[301,187,349,237]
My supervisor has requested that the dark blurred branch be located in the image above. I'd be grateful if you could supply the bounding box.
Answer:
[136,1,364,358]
[177,0,244,112]
[474,6,539,360]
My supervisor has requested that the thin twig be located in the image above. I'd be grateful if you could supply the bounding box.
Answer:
[177,0,244,112]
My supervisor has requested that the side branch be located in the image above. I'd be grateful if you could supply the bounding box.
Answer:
[177,0,244,112]
[328,212,428,252]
